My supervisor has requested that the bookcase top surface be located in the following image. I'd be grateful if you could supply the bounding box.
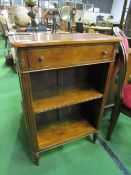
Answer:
[9,33,120,48]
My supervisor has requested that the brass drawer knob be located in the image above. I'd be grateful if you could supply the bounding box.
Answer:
[38,56,45,61]
[102,51,108,55]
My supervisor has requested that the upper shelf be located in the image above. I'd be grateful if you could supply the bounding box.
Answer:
[9,33,120,48]
[32,87,103,114]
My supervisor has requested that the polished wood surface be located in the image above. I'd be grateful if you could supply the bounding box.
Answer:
[9,33,119,48]
[126,48,131,82]
[27,45,113,71]
[12,33,119,165]
[106,27,131,140]
[37,119,96,150]
[33,87,103,114]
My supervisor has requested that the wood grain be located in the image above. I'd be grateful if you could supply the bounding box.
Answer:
[33,87,103,113]
[37,119,97,150]
[9,33,120,48]
[27,45,113,71]
[125,48,131,82]
[13,33,119,164]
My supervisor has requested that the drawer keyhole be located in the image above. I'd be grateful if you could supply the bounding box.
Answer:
[38,56,45,61]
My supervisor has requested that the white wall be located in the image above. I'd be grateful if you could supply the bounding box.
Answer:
[75,10,111,23]
[111,0,124,22]
[83,11,110,22]
[124,0,131,20]
[111,0,131,23]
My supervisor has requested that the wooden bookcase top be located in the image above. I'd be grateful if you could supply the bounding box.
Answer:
[9,33,120,48]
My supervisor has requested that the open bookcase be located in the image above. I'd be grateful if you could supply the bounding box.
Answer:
[9,33,119,165]
[30,64,108,150]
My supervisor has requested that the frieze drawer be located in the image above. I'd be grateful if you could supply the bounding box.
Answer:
[26,44,113,71]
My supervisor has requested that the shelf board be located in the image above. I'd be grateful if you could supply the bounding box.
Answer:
[33,87,103,114]
[37,119,97,150]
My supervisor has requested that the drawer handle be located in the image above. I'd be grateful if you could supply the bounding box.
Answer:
[38,56,45,61]
[102,51,108,55]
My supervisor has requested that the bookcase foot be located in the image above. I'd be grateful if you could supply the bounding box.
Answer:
[93,133,98,143]
[33,152,39,165]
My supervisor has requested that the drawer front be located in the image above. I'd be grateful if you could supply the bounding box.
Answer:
[27,45,113,70]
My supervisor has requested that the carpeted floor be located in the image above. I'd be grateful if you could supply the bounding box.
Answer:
[0,37,130,175]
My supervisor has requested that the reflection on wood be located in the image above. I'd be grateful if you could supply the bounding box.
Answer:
[37,119,96,150]
[33,87,103,113]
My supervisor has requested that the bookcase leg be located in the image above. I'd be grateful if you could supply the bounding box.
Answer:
[93,133,98,143]
[33,152,39,165]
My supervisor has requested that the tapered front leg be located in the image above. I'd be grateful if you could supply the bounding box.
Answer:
[93,133,98,143]
[106,106,120,140]
[32,152,40,166]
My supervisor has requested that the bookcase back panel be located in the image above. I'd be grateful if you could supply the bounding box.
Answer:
[35,99,102,129]
[30,63,109,100]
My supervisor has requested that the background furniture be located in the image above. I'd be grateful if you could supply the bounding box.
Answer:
[75,22,84,33]
[104,32,131,110]
[106,27,131,140]
[126,48,131,83]
[0,19,9,47]
[9,33,119,165]
[85,26,112,35]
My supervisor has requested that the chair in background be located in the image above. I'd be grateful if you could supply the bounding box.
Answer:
[106,27,131,140]
[0,19,9,47]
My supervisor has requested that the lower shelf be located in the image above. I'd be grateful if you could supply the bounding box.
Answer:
[37,118,97,150]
